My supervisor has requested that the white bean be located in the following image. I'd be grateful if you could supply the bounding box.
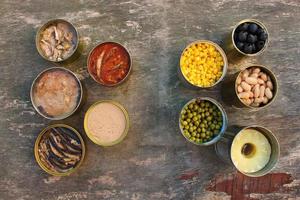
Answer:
[263,97,269,104]
[265,88,273,99]
[236,76,242,85]
[238,92,250,99]
[237,85,243,93]
[253,68,261,74]
[253,84,260,98]
[267,81,273,90]
[245,77,258,85]
[241,81,251,91]
[259,85,265,98]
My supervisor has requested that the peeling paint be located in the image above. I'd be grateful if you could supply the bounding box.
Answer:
[206,172,295,200]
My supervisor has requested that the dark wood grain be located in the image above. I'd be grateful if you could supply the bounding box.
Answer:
[1,0,300,199]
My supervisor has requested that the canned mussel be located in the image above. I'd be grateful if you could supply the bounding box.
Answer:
[179,97,228,146]
[222,65,278,109]
[35,124,85,176]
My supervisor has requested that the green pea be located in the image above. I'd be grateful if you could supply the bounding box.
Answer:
[196,133,200,138]
[218,111,222,116]
[207,116,212,121]
[188,113,193,118]
[215,125,220,130]
[202,128,206,133]
[205,112,210,117]
[200,123,205,128]
[202,113,205,118]
[195,121,200,126]
[192,132,196,136]
[193,112,197,116]
[205,102,210,107]
[184,130,190,138]
[182,110,186,115]
[193,116,198,121]
[187,118,191,123]
[209,108,213,113]
[188,104,193,109]
[199,139,203,143]
[191,137,195,141]
[200,102,205,107]
[187,109,191,113]
[189,127,194,132]
[196,138,200,143]
[211,124,215,130]
[203,120,208,124]
[201,133,205,138]
[182,121,188,126]
[184,125,189,130]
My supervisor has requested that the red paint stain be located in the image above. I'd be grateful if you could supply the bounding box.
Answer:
[206,172,293,200]
[179,170,199,180]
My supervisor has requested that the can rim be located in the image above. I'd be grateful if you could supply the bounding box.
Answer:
[84,100,130,146]
[230,125,280,177]
[231,19,269,56]
[179,40,228,89]
[178,97,228,146]
[35,18,79,62]
[87,41,132,87]
[34,124,86,176]
[30,67,83,120]
[234,64,278,110]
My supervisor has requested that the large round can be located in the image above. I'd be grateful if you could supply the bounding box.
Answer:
[214,125,280,177]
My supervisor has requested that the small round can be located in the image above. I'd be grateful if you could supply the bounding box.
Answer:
[230,19,269,57]
[35,19,79,62]
[34,124,86,176]
[30,67,83,120]
[179,97,228,146]
[178,40,228,89]
[87,41,132,87]
[214,125,280,177]
[221,64,278,110]
[84,100,130,146]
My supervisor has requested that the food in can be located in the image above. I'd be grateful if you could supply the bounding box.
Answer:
[180,41,225,87]
[84,101,128,146]
[231,128,271,173]
[31,68,82,119]
[37,20,77,61]
[88,42,131,86]
[235,67,274,107]
[180,99,223,144]
[36,126,84,174]
[233,21,268,54]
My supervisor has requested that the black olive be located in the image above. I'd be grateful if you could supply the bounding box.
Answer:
[248,23,258,34]
[243,43,253,54]
[246,34,257,43]
[238,31,248,42]
[259,32,268,41]
[236,42,244,50]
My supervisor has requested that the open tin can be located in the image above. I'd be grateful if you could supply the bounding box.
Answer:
[179,97,228,146]
[34,124,86,176]
[87,41,132,86]
[30,67,83,120]
[178,40,228,89]
[84,100,130,146]
[36,19,79,62]
[215,125,280,177]
[230,19,269,57]
[221,64,278,110]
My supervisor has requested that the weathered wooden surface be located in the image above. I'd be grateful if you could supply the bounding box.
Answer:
[1,0,300,199]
